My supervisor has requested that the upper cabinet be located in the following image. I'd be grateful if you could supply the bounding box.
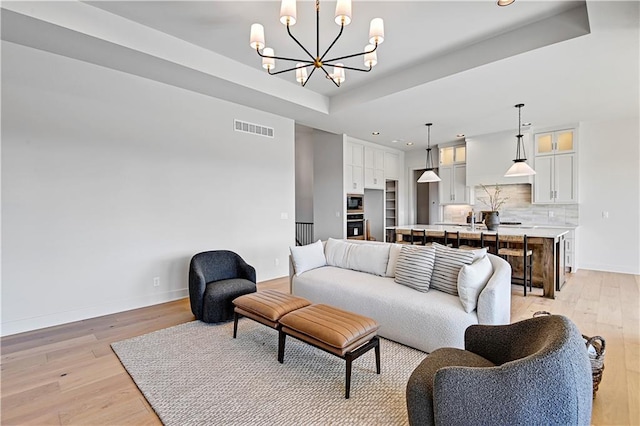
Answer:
[439,143,468,205]
[364,146,385,189]
[345,141,364,194]
[439,145,466,166]
[533,129,578,204]
[384,152,399,180]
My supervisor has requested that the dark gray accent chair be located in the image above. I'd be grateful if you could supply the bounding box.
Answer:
[406,315,593,426]
[189,250,257,323]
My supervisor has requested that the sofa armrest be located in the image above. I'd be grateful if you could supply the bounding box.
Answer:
[476,254,511,325]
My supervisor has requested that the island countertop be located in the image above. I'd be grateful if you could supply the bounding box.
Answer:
[389,224,569,240]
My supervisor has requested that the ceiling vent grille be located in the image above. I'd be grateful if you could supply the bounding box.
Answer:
[234,119,274,138]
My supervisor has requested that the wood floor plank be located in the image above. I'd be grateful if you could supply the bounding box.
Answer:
[1,274,637,425]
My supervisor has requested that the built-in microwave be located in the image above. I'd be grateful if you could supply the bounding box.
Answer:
[346,194,363,212]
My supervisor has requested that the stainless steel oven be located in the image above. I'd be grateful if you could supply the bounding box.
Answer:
[347,213,365,239]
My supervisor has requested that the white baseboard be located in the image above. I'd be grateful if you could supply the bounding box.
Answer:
[1,288,189,337]
[578,263,640,276]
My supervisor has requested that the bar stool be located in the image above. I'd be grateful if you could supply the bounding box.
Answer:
[411,229,426,245]
[498,235,533,296]
[444,231,460,248]
[481,232,500,255]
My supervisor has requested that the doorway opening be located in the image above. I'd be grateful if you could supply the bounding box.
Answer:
[414,169,439,225]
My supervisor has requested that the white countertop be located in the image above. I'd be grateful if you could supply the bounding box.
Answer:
[390,224,570,239]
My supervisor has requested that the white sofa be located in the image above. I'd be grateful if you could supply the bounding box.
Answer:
[289,238,511,353]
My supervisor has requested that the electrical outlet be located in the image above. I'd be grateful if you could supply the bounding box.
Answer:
[548,211,554,218]
[153,277,160,287]
[275,258,279,266]
[602,211,609,219]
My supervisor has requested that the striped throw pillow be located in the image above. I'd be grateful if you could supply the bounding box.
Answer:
[431,243,476,295]
[394,245,436,292]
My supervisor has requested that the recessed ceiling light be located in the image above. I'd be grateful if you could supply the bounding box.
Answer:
[523,122,532,126]
[372,131,380,135]
[456,134,465,138]
[497,0,515,6]
[391,139,404,143]
[406,142,414,146]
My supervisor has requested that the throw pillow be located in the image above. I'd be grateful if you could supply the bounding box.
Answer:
[289,240,326,276]
[385,243,403,277]
[430,243,476,295]
[394,245,436,292]
[458,255,493,313]
[325,238,390,276]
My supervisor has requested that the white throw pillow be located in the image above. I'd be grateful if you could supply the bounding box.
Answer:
[325,238,390,276]
[289,240,326,276]
[394,245,436,292]
[458,255,493,313]
[430,243,476,295]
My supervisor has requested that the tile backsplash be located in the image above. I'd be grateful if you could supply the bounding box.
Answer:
[442,184,578,226]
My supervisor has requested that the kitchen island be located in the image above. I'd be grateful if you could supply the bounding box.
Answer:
[387,224,570,299]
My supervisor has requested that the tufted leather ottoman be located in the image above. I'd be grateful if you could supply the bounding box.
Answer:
[278,304,380,398]
[232,289,311,338]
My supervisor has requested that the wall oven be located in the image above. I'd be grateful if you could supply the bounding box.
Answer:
[347,213,365,239]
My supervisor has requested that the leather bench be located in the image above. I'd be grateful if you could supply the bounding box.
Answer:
[232,289,311,338]
[278,304,380,399]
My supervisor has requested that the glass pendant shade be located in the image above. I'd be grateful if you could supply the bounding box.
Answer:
[418,169,441,183]
[505,160,536,177]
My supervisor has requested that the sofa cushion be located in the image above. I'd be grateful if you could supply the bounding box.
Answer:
[457,255,493,313]
[325,238,390,277]
[394,245,436,292]
[431,243,476,295]
[289,240,326,276]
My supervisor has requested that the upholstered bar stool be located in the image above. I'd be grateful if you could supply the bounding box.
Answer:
[498,234,533,296]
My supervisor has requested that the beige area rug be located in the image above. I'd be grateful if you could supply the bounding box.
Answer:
[111,319,427,425]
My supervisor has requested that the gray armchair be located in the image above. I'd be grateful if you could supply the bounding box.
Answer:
[406,315,592,426]
[189,250,257,323]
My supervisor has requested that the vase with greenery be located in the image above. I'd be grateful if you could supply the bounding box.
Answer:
[478,184,509,231]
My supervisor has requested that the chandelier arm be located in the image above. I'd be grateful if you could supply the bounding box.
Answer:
[323,63,372,73]
[318,66,341,87]
[301,66,318,87]
[324,43,378,64]
[286,23,317,63]
[256,48,314,65]
[268,63,314,76]
[319,24,345,62]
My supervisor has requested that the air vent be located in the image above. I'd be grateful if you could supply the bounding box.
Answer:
[234,119,274,138]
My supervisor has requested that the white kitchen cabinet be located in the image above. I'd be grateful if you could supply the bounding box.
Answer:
[364,146,385,189]
[439,164,467,204]
[565,229,576,272]
[533,128,577,204]
[384,152,399,180]
[439,144,466,166]
[345,142,364,194]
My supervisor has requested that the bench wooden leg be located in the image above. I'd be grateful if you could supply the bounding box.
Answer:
[278,330,286,364]
[233,312,241,338]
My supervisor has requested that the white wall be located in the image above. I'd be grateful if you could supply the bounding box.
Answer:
[1,42,296,336]
[294,125,314,223]
[312,130,344,241]
[578,116,640,274]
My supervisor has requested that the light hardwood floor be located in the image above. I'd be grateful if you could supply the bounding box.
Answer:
[2,271,639,425]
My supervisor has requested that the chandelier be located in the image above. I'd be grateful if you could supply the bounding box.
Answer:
[249,0,385,87]
[504,103,536,177]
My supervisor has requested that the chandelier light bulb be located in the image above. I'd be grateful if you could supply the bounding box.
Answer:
[280,0,297,26]
[249,23,265,50]
[295,63,308,84]
[364,44,377,67]
[369,18,385,45]
[262,48,275,70]
[333,64,346,84]
[335,0,352,26]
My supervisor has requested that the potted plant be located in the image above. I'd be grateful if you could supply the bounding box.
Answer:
[478,184,509,231]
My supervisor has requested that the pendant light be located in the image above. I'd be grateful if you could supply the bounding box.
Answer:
[418,123,441,183]
[505,103,536,177]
